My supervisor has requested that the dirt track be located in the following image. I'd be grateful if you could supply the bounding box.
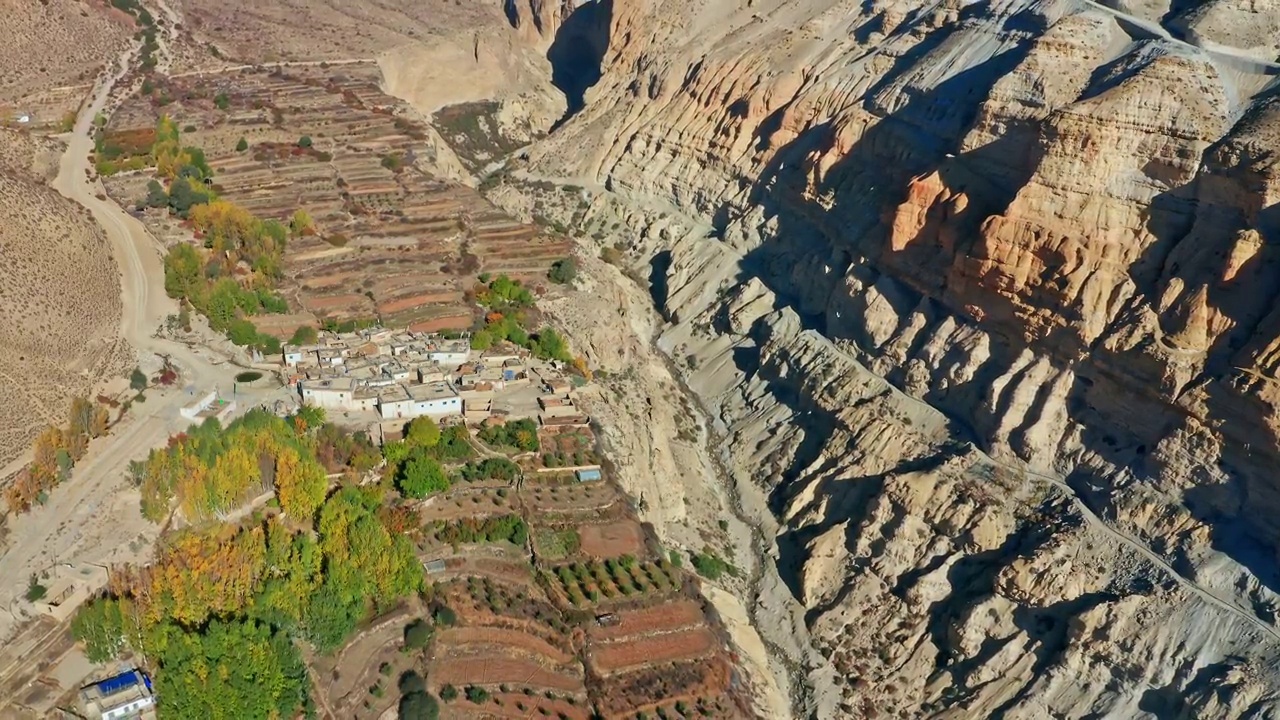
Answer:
[0,27,287,645]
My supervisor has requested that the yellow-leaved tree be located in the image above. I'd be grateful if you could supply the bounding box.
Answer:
[274,447,328,522]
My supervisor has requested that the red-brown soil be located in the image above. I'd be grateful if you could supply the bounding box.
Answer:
[591,627,718,675]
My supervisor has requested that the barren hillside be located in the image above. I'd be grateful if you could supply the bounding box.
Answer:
[0,0,130,106]
[0,130,126,468]
[458,0,1280,716]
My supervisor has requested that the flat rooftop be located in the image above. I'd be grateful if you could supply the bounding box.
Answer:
[407,382,458,401]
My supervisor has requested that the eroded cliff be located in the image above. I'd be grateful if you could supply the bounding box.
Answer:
[494,0,1280,716]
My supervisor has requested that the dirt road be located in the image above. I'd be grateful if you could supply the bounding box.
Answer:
[0,32,288,644]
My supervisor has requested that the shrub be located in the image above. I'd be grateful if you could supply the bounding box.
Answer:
[214,92,229,110]
[235,136,248,152]
[433,605,457,627]
[465,686,490,704]
[439,684,457,702]
[398,691,439,720]
[548,257,577,284]
[691,549,736,581]
[403,619,433,650]
[399,670,427,695]
[24,574,47,602]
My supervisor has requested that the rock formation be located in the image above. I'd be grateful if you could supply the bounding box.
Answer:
[498,0,1280,715]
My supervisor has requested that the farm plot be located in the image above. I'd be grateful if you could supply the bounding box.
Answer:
[588,600,706,642]
[547,558,682,607]
[538,426,602,469]
[532,525,582,561]
[418,488,517,522]
[590,627,718,675]
[578,520,646,559]
[311,605,418,715]
[593,655,739,719]
[428,657,585,694]
[437,627,575,665]
[439,693,590,720]
[449,576,574,638]
[523,481,619,514]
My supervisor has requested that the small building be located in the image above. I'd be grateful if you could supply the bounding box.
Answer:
[316,348,345,367]
[426,344,469,368]
[300,377,358,410]
[281,344,306,367]
[80,669,156,720]
[424,559,447,575]
[406,382,463,417]
[376,383,414,419]
[575,467,603,482]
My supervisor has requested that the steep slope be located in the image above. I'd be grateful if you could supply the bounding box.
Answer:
[508,0,1280,716]
[0,130,126,468]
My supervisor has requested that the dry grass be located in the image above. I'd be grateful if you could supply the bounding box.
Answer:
[0,0,130,106]
[0,130,126,466]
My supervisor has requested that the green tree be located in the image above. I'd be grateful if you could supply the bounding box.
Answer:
[144,179,169,208]
[470,330,493,351]
[227,318,260,346]
[163,243,202,300]
[398,454,449,499]
[297,135,313,148]
[71,599,128,662]
[235,136,248,152]
[534,327,570,362]
[399,691,439,720]
[290,325,319,345]
[156,619,308,720]
[548,257,577,284]
[404,417,440,449]
[214,92,230,110]
[403,619,432,650]
[303,578,362,652]
[130,367,148,391]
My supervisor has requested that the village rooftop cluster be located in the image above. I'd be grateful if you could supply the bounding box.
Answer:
[280,328,588,435]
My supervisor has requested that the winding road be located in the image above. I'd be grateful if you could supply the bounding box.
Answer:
[0,22,288,645]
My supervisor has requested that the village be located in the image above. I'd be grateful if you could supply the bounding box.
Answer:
[279,327,589,443]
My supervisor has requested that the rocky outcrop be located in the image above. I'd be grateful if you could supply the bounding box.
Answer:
[510,0,1280,716]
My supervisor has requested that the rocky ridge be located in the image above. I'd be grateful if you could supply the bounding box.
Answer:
[496,0,1280,716]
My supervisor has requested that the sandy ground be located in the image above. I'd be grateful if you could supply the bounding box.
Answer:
[0,32,293,647]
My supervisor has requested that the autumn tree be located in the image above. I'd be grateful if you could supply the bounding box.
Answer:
[290,208,314,237]
[404,417,440,449]
[274,447,328,522]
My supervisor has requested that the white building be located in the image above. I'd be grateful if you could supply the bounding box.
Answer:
[377,381,461,420]
[300,377,358,409]
[281,344,306,366]
[80,669,156,720]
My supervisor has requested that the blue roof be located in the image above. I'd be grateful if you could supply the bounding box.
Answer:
[95,670,143,696]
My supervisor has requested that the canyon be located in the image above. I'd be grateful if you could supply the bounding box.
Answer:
[7,0,1280,716]
[484,0,1280,717]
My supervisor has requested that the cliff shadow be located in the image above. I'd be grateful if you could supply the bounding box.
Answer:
[548,0,613,129]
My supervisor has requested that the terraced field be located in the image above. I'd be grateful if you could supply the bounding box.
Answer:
[102,62,571,334]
